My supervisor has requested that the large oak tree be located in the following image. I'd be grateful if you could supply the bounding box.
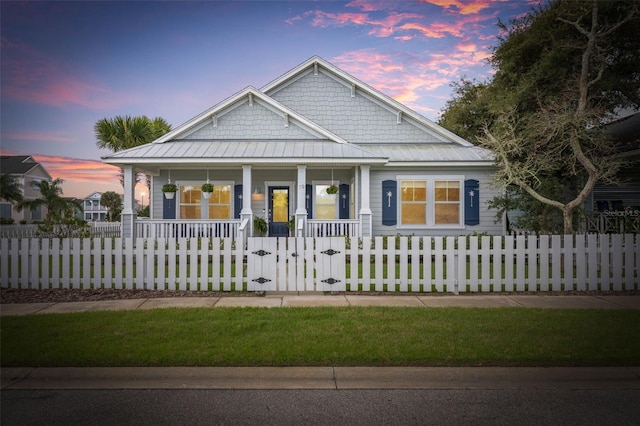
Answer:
[439,0,639,234]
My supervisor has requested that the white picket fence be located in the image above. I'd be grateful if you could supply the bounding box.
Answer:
[0,235,638,292]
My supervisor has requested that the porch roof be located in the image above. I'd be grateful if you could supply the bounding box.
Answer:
[102,139,388,167]
[361,143,494,166]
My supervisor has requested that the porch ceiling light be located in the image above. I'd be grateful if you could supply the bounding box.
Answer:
[252,186,264,201]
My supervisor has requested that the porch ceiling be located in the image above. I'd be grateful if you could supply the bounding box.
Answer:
[102,139,389,167]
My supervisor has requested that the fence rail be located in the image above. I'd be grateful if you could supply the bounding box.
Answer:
[1,235,637,293]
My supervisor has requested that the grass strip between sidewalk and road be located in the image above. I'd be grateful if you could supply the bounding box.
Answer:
[2,307,639,367]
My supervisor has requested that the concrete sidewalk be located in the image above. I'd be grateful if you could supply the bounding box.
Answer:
[2,366,639,390]
[1,294,639,316]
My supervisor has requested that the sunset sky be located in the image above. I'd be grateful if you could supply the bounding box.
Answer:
[1,0,537,201]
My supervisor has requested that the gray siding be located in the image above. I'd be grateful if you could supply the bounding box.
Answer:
[369,167,503,236]
[179,100,314,140]
[269,71,443,144]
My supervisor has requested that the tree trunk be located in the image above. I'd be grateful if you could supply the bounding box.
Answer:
[562,207,573,235]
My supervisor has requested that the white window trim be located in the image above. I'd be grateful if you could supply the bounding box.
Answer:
[176,180,234,219]
[312,180,340,219]
[395,175,465,229]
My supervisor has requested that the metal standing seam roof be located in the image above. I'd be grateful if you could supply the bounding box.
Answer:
[101,140,388,164]
[360,144,494,163]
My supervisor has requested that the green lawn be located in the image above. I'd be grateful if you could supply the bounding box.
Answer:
[2,307,638,367]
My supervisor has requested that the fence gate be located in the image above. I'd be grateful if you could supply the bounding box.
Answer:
[247,237,304,292]
[315,237,346,292]
[246,237,346,292]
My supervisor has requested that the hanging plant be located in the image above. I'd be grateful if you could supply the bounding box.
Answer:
[162,183,177,200]
[201,182,214,197]
[162,183,177,193]
[326,184,338,194]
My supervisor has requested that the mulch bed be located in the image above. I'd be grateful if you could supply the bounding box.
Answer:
[1,287,637,304]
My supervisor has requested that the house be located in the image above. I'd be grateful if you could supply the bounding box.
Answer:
[584,111,640,233]
[102,56,501,239]
[591,111,640,211]
[82,192,109,222]
[0,155,52,223]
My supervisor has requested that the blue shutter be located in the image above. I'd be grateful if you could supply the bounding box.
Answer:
[464,179,480,226]
[306,184,313,219]
[162,194,176,219]
[339,183,350,219]
[382,180,397,226]
[0,203,12,219]
[234,184,243,219]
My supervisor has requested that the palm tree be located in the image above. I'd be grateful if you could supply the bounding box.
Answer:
[100,191,122,222]
[95,115,171,152]
[95,115,171,191]
[16,178,80,220]
[0,174,24,203]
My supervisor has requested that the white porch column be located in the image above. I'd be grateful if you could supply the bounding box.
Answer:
[241,165,253,236]
[121,165,136,239]
[295,164,307,237]
[359,165,372,238]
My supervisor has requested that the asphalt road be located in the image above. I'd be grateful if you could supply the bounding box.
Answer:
[3,388,639,425]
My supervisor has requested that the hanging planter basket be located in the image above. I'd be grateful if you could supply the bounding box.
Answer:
[162,183,177,199]
[201,182,214,199]
[326,184,338,195]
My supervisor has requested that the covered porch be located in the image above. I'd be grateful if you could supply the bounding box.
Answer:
[108,140,387,240]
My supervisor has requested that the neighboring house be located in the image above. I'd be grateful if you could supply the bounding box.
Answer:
[82,192,109,222]
[0,155,52,223]
[591,111,640,211]
[583,111,640,233]
[102,56,501,239]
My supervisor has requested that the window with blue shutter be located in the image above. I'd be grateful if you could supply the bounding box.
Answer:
[382,180,397,226]
[234,184,243,219]
[464,179,480,226]
[339,183,350,219]
[306,184,313,219]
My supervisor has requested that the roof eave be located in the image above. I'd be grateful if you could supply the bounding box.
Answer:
[384,161,495,167]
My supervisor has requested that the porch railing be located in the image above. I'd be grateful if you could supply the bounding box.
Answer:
[135,219,240,238]
[581,212,640,234]
[306,219,360,237]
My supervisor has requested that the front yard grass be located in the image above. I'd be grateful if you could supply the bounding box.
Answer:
[2,307,638,367]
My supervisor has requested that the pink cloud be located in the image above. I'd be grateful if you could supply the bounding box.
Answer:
[0,149,123,198]
[31,154,121,185]
[1,38,137,109]
[332,48,494,118]
[421,0,494,15]
[287,2,501,42]
[397,21,463,38]
[345,0,380,12]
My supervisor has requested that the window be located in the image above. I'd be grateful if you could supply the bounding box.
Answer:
[208,184,232,219]
[31,205,42,221]
[434,181,460,224]
[401,181,426,224]
[177,182,232,219]
[315,184,338,219]
[398,177,463,227]
[179,184,201,219]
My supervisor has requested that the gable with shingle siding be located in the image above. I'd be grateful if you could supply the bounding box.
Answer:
[267,69,444,144]
[177,98,318,141]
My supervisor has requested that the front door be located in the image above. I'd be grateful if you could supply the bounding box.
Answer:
[268,186,289,237]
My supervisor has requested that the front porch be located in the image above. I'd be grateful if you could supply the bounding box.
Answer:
[119,161,378,240]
